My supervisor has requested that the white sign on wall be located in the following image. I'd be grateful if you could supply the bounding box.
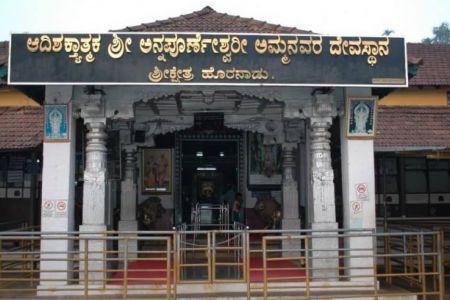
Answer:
[55,200,68,218]
[350,200,364,229]
[355,183,369,200]
[42,199,68,218]
[42,200,54,218]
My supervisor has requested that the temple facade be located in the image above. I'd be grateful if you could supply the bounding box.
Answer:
[6,6,412,293]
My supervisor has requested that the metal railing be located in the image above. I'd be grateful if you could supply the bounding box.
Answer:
[0,228,446,299]
[381,220,450,282]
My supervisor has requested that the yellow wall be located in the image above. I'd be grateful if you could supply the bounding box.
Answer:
[0,88,40,107]
[379,88,448,106]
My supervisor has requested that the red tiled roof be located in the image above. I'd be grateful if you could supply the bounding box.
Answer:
[0,106,43,150]
[375,106,450,152]
[115,6,313,34]
[407,43,450,86]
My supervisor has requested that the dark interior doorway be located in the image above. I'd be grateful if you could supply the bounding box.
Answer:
[180,140,238,224]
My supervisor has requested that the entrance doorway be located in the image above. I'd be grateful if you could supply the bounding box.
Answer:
[175,131,244,226]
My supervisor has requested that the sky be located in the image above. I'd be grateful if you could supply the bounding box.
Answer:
[0,0,449,42]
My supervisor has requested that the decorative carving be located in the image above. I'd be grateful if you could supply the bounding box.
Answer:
[144,117,194,136]
[254,195,282,229]
[84,122,107,178]
[82,121,107,225]
[224,115,284,143]
[309,100,337,223]
[313,94,337,118]
[137,197,166,230]
[284,119,306,143]
[80,94,105,121]
[282,143,297,185]
[123,146,137,182]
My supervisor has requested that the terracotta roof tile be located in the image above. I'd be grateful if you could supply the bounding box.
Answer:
[0,106,43,150]
[375,106,450,151]
[114,6,313,34]
[407,43,450,86]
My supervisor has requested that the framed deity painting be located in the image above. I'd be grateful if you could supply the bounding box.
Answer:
[247,132,282,188]
[345,96,378,139]
[44,104,70,142]
[142,148,172,194]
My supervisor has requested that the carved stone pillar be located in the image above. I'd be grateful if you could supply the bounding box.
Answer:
[281,144,299,220]
[81,121,108,226]
[281,143,302,255]
[119,145,138,261]
[309,94,339,281]
[79,120,108,284]
[310,117,336,223]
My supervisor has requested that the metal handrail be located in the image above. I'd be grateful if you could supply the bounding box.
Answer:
[0,228,445,299]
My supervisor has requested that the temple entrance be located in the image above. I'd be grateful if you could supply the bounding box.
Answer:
[177,131,243,226]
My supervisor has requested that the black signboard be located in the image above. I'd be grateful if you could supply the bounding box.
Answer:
[8,33,407,86]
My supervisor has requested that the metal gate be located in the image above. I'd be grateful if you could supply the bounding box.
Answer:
[176,229,246,283]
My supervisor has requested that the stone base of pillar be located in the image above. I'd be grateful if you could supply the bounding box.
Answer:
[118,220,138,264]
[281,218,302,257]
[79,224,107,285]
[311,222,339,281]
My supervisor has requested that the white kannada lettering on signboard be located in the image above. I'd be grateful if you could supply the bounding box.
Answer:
[355,183,369,200]
[42,200,54,218]
[55,200,68,218]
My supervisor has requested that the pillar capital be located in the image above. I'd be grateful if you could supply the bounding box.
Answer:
[283,119,306,144]
[303,93,336,120]
[79,93,106,124]
[313,93,337,117]
[282,142,297,152]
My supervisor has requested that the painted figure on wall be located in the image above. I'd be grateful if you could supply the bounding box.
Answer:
[248,133,282,185]
[156,153,169,185]
[44,105,68,141]
[346,97,377,138]
[142,149,172,193]
[352,102,370,134]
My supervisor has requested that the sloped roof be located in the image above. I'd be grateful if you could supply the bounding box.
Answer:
[407,43,450,86]
[0,106,43,151]
[0,41,8,65]
[115,6,313,34]
[375,106,450,152]
[0,41,8,84]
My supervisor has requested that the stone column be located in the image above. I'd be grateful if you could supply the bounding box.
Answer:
[39,86,76,288]
[118,145,138,261]
[79,120,108,284]
[309,94,339,281]
[281,143,302,255]
[340,87,376,283]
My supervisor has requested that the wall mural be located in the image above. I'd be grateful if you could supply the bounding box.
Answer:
[345,96,378,139]
[142,148,172,194]
[44,104,69,142]
[248,132,282,187]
